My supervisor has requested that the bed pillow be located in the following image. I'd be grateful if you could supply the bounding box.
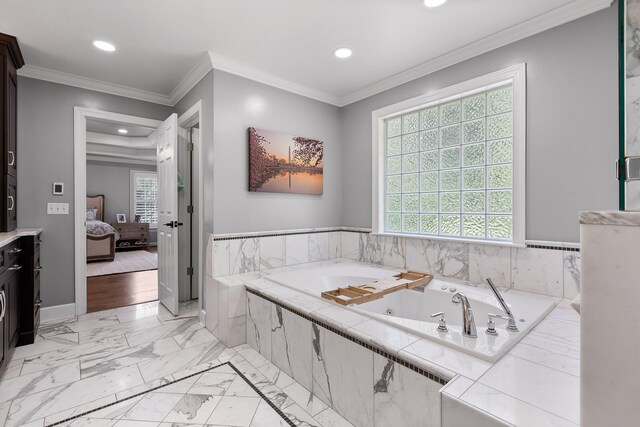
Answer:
[86,208,97,221]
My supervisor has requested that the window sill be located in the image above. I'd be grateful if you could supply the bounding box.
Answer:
[371,231,526,248]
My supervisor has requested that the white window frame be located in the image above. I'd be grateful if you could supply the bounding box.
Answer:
[371,64,526,246]
[130,170,158,229]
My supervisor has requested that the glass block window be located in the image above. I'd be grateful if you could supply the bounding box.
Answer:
[383,84,514,241]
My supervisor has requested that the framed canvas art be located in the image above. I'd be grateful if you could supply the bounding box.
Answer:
[248,127,323,195]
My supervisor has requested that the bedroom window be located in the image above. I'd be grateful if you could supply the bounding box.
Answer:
[131,171,158,227]
[372,64,526,245]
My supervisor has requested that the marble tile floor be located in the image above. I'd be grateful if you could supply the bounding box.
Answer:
[0,301,352,427]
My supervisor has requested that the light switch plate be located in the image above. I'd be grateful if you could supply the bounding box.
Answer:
[47,202,69,215]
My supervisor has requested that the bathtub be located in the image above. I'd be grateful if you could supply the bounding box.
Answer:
[265,261,557,362]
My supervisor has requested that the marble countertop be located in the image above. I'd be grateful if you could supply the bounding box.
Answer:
[220,259,581,426]
[580,210,640,226]
[0,228,43,247]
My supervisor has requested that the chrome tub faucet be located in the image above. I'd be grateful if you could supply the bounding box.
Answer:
[451,292,477,338]
[486,278,519,332]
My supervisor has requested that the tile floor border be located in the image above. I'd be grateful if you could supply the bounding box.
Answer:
[44,361,295,427]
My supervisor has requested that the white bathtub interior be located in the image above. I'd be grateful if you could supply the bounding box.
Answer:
[264,261,557,362]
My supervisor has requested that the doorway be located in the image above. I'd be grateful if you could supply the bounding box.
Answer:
[84,118,160,312]
[73,104,203,319]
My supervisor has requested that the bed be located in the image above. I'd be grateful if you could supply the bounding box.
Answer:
[86,195,119,262]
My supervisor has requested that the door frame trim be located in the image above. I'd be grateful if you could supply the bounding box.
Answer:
[177,101,205,324]
[73,107,162,315]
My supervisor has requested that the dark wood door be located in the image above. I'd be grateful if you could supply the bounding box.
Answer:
[6,269,18,346]
[6,64,16,178]
[5,174,16,231]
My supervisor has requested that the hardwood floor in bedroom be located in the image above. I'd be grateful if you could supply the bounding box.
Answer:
[87,269,158,313]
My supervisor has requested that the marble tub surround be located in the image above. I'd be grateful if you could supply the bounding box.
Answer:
[210,230,343,277]
[442,300,581,427]
[221,259,580,427]
[342,231,580,299]
[243,283,445,427]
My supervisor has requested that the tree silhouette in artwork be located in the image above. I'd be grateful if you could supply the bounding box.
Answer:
[248,127,276,191]
[292,137,323,168]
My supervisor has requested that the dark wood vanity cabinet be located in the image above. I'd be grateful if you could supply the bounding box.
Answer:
[0,231,42,375]
[19,234,41,346]
[0,32,24,232]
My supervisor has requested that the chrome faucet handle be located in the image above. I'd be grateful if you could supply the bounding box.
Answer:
[486,313,509,335]
[430,311,448,332]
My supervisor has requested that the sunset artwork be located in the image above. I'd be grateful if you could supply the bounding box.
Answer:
[248,127,323,195]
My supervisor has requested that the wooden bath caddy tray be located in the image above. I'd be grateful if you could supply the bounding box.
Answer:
[321,271,432,306]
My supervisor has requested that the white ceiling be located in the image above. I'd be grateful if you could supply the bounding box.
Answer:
[0,0,611,106]
[86,119,154,137]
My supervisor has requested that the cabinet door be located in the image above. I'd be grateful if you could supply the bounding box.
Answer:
[7,270,18,346]
[5,174,16,231]
[7,64,16,178]
[0,282,6,372]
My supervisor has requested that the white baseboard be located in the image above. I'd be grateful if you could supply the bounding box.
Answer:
[40,303,77,322]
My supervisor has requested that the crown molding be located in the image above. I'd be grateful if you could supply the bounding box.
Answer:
[208,51,342,106]
[339,0,612,106]
[169,54,214,105]
[16,0,611,109]
[18,64,173,106]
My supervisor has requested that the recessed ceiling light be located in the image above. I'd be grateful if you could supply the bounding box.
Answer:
[93,40,116,52]
[118,129,128,134]
[334,47,353,59]
[423,0,447,7]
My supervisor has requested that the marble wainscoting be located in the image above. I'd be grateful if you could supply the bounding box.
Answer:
[341,231,580,299]
[245,291,442,427]
[205,230,342,347]
[210,230,343,278]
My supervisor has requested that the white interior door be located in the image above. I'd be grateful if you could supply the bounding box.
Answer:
[155,113,180,315]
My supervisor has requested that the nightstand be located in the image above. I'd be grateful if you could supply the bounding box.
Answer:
[112,222,149,251]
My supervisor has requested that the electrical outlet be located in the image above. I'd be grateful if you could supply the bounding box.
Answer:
[47,202,69,215]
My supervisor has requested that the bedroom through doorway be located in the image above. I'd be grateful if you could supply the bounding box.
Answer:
[85,119,160,313]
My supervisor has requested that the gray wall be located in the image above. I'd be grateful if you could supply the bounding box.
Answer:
[212,70,343,234]
[86,161,158,244]
[341,6,618,243]
[17,77,174,307]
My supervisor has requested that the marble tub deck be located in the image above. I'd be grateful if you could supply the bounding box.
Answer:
[0,300,353,427]
[231,259,581,427]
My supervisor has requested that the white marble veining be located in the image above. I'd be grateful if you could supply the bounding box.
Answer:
[328,231,342,259]
[511,247,563,297]
[271,305,313,389]
[259,235,286,269]
[373,354,441,427]
[579,210,640,226]
[286,234,309,265]
[405,238,469,280]
[469,243,511,288]
[309,233,330,262]
[230,238,260,274]
[562,251,581,300]
[246,292,272,360]
[212,239,231,277]
[312,323,374,427]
